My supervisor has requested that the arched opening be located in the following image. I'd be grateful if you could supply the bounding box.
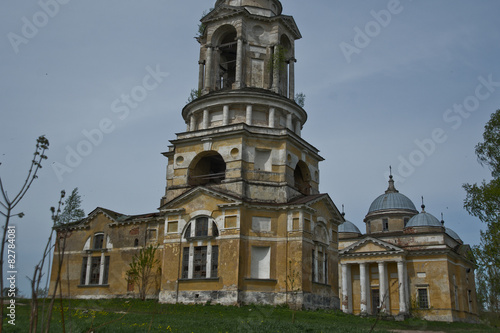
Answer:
[212,25,238,90]
[278,35,292,96]
[183,217,219,239]
[294,160,311,195]
[188,151,226,186]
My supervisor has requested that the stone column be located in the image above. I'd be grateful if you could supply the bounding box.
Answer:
[206,243,212,278]
[313,246,318,283]
[204,46,213,93]
[235,37,244,89]
[289,57,296,100]
[190,115,196,131]
[360,262,368,315]
[341,263,352,313]
[198,60,205,91]
[378,261,387,312]
[397,260,408,314]
[246,105,253,126]
[202,109,209,130]
[188,244,194,279]
[85,255,91,285]
[268,107,275,128]
[223,105,229,126]
[272,45,280,93]
[286,113,293,131]
[99,252,105,285]
[294,120,301,136]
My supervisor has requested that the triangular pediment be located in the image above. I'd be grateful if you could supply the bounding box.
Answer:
[340,237,404,256]
[288,194,344,225]
[159,187,242,213]
[201,5,245,23]
[277,15,302,39]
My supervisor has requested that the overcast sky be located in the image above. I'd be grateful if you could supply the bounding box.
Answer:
[1,0,500,295]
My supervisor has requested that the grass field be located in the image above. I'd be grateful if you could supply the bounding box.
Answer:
[3,299,499,332]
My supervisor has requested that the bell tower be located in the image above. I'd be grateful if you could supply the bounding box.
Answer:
[161,0,325,205]
[159,0,342,309]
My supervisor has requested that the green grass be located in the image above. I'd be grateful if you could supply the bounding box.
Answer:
[3,299,499,332]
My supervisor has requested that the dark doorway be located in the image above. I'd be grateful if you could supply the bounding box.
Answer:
[372,289,380,315]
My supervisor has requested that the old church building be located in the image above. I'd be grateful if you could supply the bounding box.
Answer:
[338,175,478,322]
[49,0,478,322]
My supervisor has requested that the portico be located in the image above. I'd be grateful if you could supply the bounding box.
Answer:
[339,237,409,316]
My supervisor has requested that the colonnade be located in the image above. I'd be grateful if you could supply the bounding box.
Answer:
[188,104,302,136]
[341,260,409,315]
[199,42,296,99]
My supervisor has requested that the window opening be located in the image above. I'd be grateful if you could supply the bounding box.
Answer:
[383,219,389,231]
[189,152,226,186]
[312,250,316,282]
[184,224,192,239]
[217,33,237,89]
[195,217,209,237]
[193,246,207,279]
[90,257,101,284]
[372,289,380,314]
[212,246,219,277]
[418,288,429,309]
[93,233,104,249]
[103,256,110,284]
[212,222,219,237]
[294,161,311,195]
[80,257,88,285]
[182,247,190,279]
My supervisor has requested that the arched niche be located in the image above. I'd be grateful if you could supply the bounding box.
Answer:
[188,151,227,186]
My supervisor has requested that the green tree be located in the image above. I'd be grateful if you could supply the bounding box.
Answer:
[126,244,161,301]
[57,187,85,225]
[295,93,306,108]
[463,109,500,312]
[187,88,201,104]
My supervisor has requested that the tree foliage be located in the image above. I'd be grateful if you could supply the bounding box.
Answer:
[295,93,306,108]
[57,187,85,225]
[187,88,201,104]
[463,109,500,312]
[126,244,161,301]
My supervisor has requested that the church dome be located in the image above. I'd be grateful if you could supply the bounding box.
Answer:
[445,228,462,242]
[339,220,361,234]
[406,210,442,228]
[368,176,417,214]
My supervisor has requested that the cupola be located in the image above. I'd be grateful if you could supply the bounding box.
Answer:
[364,173,418,234]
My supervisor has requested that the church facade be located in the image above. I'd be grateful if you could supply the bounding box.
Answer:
[49,0,478,322]
[338,176,479,323]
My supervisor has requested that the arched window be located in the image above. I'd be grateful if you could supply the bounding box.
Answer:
[183,217,219,239]
[181,217,219,280]
[188,151,226,186]
[294,161,311,195]
[312,224,329,285]
[134,238,139,247]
